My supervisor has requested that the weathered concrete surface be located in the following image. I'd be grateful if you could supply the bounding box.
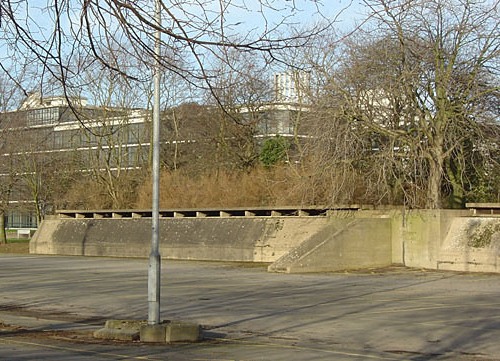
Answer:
[93,318,201,343]
[397,210,500,273]
[93,319,144,341]
[438,217,500,272]
[30,217,331,263]
[130,320,202,343]
[398,210,469,270]
[30,208,500,273]
[269,217,392,273]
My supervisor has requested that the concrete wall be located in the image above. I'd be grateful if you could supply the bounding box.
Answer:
[268,217,392,273]
[30,208,500,274]
[437,216,500,272]
[30,216,333,263]
[399,210,446,269]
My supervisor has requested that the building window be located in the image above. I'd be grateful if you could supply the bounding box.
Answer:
[5,210,37,229]
[27,107,60,126]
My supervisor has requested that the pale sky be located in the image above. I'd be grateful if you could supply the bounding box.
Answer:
[205,0,368,36]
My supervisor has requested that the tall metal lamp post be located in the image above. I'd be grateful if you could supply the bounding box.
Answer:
[148,0,162,326]
[97,1,199,343]
[143,1,199,343]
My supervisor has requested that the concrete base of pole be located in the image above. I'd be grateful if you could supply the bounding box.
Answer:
[93,319,201,343]
[140,323,166,342]
[93,320,145,341]
[141,321,201,343]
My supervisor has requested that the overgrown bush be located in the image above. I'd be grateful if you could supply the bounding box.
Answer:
[259,136,289,167]
[134,165,320,209]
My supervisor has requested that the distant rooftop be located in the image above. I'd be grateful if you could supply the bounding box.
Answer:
[19,93,88,110]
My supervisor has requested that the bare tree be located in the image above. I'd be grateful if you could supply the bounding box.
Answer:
[306,0,500,208]
[207,48,274,171]
[0,135,19,243]
[17,137,74,224]
[70,51,151,208]
[362,0,500,208]
[0,1,334,105]
[0,73,27,242]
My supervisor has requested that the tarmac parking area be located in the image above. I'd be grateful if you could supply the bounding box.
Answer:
[0,255,499,360]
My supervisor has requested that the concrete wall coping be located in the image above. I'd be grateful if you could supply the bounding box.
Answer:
[55,206,364,219]
[465,203,500,216]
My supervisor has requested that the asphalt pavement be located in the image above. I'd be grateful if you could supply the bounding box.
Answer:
[1,254,499,360]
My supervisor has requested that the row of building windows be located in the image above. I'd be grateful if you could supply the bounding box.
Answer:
[26,107,60,127]
[49,123,150,150]
[77,145,149,169]
[5,210,37,229]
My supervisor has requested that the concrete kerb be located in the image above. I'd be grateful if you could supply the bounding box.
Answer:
[93,319,201,343]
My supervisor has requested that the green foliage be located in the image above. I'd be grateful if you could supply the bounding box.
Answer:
[466,172,500,204]
[259,136,289,167]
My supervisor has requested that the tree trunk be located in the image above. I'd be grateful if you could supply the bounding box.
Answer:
[427,148,445,209]
[445,156,465,208]
[0,210,7,245]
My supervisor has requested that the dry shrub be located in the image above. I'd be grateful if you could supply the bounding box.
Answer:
[63,179,112,209]
[62,164,377,211]
[134,165,320,209]
[62,172,145,209]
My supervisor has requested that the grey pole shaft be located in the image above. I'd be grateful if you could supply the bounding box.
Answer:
[148,0,162,326]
